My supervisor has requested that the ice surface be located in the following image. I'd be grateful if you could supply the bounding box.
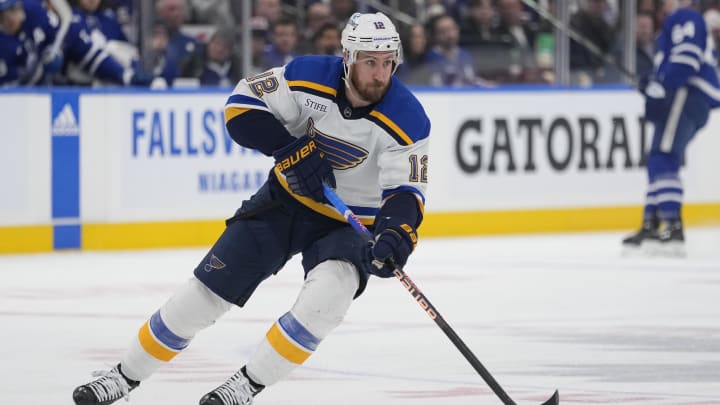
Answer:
[1,228,719,404]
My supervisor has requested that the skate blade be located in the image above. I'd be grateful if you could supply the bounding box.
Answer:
[655,241,686,258]
[621,244,644,257]
[622,241,685,258]
[628,241,686,258]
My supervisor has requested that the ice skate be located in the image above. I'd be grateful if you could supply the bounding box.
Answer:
[199,366,263,405]
[622,217,659,255]
[656,220,686,257]
[73,364,139,405]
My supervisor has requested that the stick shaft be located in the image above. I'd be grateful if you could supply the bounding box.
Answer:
[322,184,518,405]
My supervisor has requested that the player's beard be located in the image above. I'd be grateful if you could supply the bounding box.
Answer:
[350,71,389,104]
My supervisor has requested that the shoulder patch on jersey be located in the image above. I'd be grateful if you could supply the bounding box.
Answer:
[284,55,342,100]
[367,77,430,146]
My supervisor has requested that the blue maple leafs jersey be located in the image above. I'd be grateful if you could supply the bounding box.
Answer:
[0,1,60,86]
[654,7,720,107]
[225,55,431,225]
[62,7,127,85]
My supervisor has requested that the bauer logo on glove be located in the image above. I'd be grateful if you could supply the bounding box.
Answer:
[368,218,417,278]
[274,139,318,172]
[273,136,335,202]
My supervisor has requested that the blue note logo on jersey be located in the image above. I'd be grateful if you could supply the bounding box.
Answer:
[52,103,80,136]
[203,254,226,272]
[306,118,368,170]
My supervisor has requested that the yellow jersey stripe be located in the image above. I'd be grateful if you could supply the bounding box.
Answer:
[287,80,337,97]
[137,321,180,362]
[224,107,250,123]
[273,167,374,225]
[416,195,425,216]
[369,110,414,145]
[266,323,312,364]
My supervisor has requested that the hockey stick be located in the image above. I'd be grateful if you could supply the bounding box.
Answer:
[322,184,560,405]
[520,0,639,86]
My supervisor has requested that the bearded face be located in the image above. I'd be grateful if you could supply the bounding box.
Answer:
[348,51,395,103]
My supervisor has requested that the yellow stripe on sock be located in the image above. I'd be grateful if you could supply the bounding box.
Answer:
[265,323,312,364]
[137,321,180,362]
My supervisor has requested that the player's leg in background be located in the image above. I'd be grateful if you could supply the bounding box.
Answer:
[645,88,710,255]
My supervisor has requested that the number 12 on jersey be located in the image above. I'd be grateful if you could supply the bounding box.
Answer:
[408,154,428,183]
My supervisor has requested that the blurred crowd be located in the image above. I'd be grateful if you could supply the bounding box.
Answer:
[3,0,720,88]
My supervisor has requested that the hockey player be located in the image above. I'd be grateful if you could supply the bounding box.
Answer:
[623,0,719,256]
[73,11,430,405]
[58,0,152,86]
[0,0,65,86]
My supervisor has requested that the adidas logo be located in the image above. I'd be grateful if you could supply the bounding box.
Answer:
[52,103,79,135]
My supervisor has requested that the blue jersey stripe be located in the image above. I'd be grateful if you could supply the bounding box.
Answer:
[277,312,319,351]
[382,186,425,205]
[149,310,191,351]
[347,205,379,217]
[226,94,268,108]
[288,85,336,101]
[366,114,410,146]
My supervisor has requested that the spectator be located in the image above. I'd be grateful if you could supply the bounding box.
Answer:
[704,8,720,62]
[152,0,201,85]
[0,0,64,86]
[569,0,616,84]
[396,22,442,85]
[635,11,657,79]
[299,1,334,54]
[311,22,341,56]
[606,12,655,83]
[427,13,484,86]
[496,0,536,52]
[443,0,471,21]
[306,1,333,37]
[459,0,500,46]
[262,17,298,69]
[638,0,656,14]
[182,27,239,86]
[145,22,169,78]
[330,0,358,25]
[184,0,235,27]
[246,16,269,75]
[254,0,282,26]
[230,15,269,77]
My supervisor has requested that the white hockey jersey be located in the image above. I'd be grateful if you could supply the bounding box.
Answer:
[224,55,431,225]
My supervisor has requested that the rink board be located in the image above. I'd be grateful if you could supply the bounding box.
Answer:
[1,87,719,252]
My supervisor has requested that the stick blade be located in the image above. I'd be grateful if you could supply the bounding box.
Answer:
[540,390,559,405]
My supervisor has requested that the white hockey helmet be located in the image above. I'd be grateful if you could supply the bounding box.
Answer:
[341,12,403,67]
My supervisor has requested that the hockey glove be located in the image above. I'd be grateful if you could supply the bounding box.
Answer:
[273,135,336,202]
[643,80,669,124]
[41,49,64,74]
[368,217,417,278]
